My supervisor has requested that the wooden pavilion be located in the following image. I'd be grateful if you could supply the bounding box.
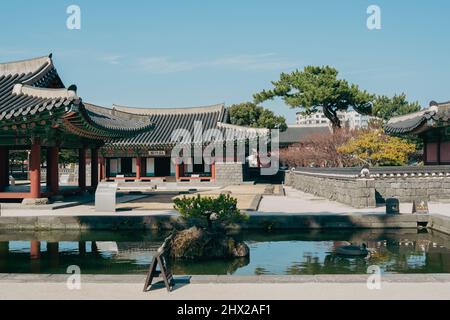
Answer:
[385,101,450,165]
[0,55,152,201]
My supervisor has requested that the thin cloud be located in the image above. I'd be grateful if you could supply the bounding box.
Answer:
[138,54,297,74]
[209,53,296,70]
[99,54,122,65]
[138,57,194,73]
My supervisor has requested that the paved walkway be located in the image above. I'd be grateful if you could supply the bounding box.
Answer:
[259,187,450,216]
[2,186,450,217]
[1,274,450,300]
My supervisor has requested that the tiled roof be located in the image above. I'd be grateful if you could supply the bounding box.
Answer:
[83,103,153,133]
[384,101,450,134]
[106,104,268,148]
[0,55,152,139]
[0,55,69,121]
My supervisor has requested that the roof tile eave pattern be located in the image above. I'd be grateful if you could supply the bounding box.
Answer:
[383,106,450,134]
[82,103,153,134]
[105,105,268,149]
[0,55,70,122]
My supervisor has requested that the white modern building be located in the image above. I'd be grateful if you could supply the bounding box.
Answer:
[296,109,376,129]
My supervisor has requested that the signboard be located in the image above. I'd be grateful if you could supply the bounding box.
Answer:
[95,182,118,213]
[148,150,166,156]
[143,245,174,292]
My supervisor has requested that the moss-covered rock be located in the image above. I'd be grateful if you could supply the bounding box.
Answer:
[168,227,249,259]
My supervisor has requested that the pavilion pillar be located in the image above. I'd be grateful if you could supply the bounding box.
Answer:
[47,146,59,195]
[91,147,99,190]
[0,147,9,192]
[175,162,181,181]
[211,162,216,181]
[78,147,87,191]
[136,157,141,181]
[30,139,41,199]
[99,157,106,181]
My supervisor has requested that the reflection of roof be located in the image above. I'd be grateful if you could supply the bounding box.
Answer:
[385,101,450,135]
[0,55,152,139]
[279,126,331,145]
[105,104,268,149]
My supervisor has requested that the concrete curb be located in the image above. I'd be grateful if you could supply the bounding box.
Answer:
[1,274,450,284]
[0,212,434,231]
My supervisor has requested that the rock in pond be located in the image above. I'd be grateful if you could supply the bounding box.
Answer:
[167,227,250,259]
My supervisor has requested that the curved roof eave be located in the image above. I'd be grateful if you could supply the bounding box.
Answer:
[112,103,225,117]
[0,54,53,77]
[80,103,154,135]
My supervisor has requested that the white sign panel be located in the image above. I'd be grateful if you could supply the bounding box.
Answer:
[148,150,166,156]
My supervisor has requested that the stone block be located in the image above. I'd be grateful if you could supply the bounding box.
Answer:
[21,198,49,206]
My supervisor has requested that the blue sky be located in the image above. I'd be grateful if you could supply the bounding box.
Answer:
[1,0,449,124]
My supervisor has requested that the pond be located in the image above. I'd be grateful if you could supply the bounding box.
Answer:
[0,229,449,275]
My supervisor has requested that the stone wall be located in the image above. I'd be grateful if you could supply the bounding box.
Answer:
[285,171,376,208]
[215,162,244,185]
[374,177,450,203]
[286,170,450,208]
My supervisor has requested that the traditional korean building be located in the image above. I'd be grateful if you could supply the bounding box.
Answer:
[101,104,268,183]
[0,55,152,201]
[0,55,270,202]
[385,100,450,165]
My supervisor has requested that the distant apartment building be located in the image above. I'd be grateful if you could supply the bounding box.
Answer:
[296,109,376,129]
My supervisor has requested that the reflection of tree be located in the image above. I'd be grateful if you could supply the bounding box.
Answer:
[285,253,371,275]
[286,254,324,275]
[254,267,269,275]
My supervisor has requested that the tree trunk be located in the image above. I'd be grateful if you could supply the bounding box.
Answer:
[323,106,341,130]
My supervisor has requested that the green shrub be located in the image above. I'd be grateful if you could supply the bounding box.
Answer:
[174,194,247,230]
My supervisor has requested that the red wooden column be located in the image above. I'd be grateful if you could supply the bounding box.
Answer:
[211,162,216,181]
[0,147,9,192]
[78,147,87,191]
[91,148,99,190]
[136,157,141,181]
[102,157,107,180]
[99,157,106,181]
[30,139,41,199]
[47,146,59,195]
[175,162,181,181]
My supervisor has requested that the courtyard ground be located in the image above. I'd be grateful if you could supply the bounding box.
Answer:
[1,185,450,217]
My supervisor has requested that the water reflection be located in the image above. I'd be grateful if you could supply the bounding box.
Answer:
[0,229,449,275]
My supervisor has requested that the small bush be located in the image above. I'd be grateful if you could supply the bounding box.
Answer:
[174,194,248,230]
